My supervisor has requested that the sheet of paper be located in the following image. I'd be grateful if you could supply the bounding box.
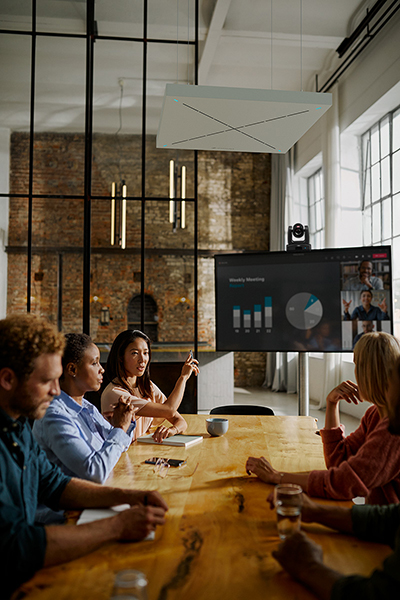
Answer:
[77,504,155,540]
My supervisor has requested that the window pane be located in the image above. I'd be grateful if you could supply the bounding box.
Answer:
[0,0,32,31]
[363,167,371,207]
[393,109,400,152]
[382,197,391,240]
[308,177,315,206]
[380,117,390,158]
[309,202,316,231]
[372,203,381,243]
[393,236,400,280]
[92,39,143,196]
[363,206,372,245]
[371,124,380,164]
[148,0,196,44]
[95,0,143,38]
[394,193,400,237]
[381,155,390,198]
[1,34,31,195]
[362,132,370,169]
[37,0,86,34]
[393,150,400,194]
[316,172,322,201]
[316,200,323,231]
[371,162,380,201]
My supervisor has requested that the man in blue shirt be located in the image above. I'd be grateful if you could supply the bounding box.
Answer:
[0,314,168,599]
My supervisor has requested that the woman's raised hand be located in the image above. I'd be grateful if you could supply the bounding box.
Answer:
[180,352,200,380]
[326,380,361,406]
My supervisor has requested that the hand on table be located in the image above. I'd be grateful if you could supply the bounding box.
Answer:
[116,503,167,541]
[152,425,177,443]
[272,531,324,580]
[267,490,319,523]
[124,490,169,511]
[246,456,280,484]
[326,380,361,406]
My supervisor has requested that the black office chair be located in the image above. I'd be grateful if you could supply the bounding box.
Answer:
[209,404,274,416]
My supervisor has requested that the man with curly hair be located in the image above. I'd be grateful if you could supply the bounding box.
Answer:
[0,314,168,598]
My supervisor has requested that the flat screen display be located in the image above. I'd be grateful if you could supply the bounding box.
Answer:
[215,246,393,352]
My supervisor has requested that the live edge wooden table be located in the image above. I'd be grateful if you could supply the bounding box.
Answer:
[17,415,391,600]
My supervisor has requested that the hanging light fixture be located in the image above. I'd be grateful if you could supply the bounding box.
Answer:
[110,78,128,249]
[100,306,110,326]
[110,179,127,249]
[169,159,186,230]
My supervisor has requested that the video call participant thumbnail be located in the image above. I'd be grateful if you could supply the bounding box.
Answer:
[343,290,389,321]
[343,260,384,291]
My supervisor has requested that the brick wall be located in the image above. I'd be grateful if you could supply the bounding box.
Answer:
[8,132,271,386]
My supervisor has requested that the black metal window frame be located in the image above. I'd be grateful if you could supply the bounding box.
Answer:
[0,0,200,357]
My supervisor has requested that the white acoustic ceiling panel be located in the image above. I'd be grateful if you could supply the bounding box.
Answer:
[157,84,332,154]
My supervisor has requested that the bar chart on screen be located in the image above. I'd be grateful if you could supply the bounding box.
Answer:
[232,297,273,331]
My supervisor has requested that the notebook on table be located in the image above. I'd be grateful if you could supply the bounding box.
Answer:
[137,434,203,448]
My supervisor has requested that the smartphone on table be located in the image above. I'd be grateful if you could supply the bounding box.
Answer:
[144,457,187,467]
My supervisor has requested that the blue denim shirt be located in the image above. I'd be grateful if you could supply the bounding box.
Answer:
[33,391,136,484]
[0,407,71,598]
[343,304,390,321]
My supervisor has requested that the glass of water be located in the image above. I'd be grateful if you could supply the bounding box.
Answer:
[112,569,148,600]
[274,484,303,540]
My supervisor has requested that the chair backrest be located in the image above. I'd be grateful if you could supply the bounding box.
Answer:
[209,404,274,416]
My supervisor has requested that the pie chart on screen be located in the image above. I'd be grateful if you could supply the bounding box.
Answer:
[286,293,323,330]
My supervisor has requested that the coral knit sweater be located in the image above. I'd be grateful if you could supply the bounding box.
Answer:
[307,405,400,505]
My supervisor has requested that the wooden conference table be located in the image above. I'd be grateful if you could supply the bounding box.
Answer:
[17,415,391,600]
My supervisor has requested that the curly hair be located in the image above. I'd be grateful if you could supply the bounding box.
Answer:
[61,333,93,375]
[105,329,152,399]
[354,332,400,412]
[0,314,65,381]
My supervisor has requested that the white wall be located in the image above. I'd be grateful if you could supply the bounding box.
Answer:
[309,355,369,420]
[296,10,400,174]
[0,128,10,319]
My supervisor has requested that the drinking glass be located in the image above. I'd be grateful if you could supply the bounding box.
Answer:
[274,484,303,540]
[112,569,148,599]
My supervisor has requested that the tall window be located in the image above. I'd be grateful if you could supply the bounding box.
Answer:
[307,168,325,249]
[362,106,400,336]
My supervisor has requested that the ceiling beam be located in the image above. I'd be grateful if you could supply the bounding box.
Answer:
[198,0,232,84]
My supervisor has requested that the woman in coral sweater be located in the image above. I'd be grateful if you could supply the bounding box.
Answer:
[246,332,400,504]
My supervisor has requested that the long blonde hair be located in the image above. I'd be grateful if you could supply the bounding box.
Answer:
[354,332,400,413]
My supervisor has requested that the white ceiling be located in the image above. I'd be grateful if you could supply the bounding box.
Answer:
[0,0,375,135]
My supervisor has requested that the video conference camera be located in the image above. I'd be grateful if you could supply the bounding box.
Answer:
[286,223,311,252]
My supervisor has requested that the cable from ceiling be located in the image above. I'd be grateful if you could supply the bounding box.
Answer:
[300,0,303,91]
[318,0,400,93]
[270,0,273,90]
